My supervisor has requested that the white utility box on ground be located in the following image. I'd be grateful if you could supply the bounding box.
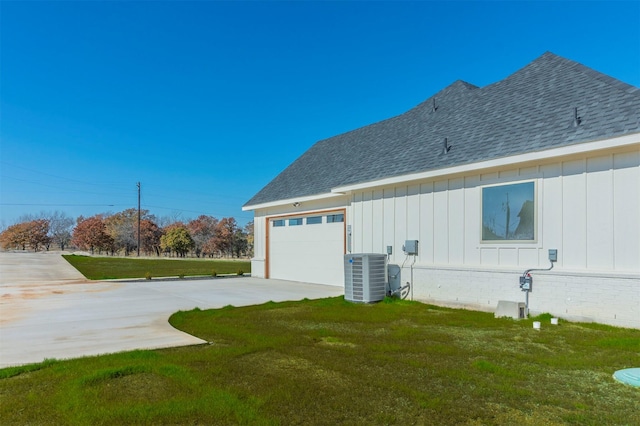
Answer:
[495,300,526,319]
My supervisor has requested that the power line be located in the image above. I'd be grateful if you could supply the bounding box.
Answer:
[0,161,131,188]
[0,203,118,207]
[0,175,132,197]
[2,162,251,201]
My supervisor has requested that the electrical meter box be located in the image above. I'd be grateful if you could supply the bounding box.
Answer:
[519,275,532,291]
[403,240,419,255]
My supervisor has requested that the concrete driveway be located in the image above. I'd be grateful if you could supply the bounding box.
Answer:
[0,252,343,367]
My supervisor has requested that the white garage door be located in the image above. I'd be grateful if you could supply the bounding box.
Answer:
[268,212,345,286]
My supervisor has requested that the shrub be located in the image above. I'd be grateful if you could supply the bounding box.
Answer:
[145,272,152,280]
[178,273,185,279]
[237,269,244,276]
[211,269,217,277]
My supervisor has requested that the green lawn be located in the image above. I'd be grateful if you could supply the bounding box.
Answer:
[63,254,250,280]
[1,297,638,425]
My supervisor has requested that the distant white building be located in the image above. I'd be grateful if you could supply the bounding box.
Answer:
[244,52,640,329]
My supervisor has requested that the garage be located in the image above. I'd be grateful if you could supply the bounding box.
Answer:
[267,210,345,286]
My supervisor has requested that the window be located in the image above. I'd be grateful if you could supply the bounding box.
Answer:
[289,218,303,226]
[306,216,322,225]
[326,213,344,223]
[482,181,535,241]
[272,219,285,227]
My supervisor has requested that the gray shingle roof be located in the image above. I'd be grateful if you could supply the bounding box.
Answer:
[245,52,640,207]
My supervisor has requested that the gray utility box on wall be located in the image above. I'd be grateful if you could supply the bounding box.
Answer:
[387,264,401,296]
[403,240,419,255]
[344,253,387,303]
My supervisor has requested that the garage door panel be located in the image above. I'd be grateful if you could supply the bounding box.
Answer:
[269,216,344,286]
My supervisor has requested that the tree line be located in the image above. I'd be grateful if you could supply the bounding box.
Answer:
[0,209,254,258]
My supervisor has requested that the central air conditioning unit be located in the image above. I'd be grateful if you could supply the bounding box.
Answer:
[344,253,387,303]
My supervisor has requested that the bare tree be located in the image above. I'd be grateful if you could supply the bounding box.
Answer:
[104,208,154,255]
[157,212,184,229]
[47,211,74,251]
[16,211,74,250]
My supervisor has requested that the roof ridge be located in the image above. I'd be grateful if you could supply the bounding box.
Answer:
[502,51,639,94]
[412,79,479,113]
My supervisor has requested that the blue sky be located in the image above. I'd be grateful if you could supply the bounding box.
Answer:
[1,1,639,228]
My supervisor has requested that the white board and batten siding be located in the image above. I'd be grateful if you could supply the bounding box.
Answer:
[348,147,640,328]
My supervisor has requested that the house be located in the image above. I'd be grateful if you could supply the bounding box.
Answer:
[243,52,640,329]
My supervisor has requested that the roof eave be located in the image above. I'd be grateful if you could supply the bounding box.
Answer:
[331,132,640,194]
[242,191,347,212]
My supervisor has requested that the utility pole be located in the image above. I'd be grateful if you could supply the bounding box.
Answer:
[137,182,141,257]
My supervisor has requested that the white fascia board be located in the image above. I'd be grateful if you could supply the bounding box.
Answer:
[242,192,346,212]
[332,133,640,193]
